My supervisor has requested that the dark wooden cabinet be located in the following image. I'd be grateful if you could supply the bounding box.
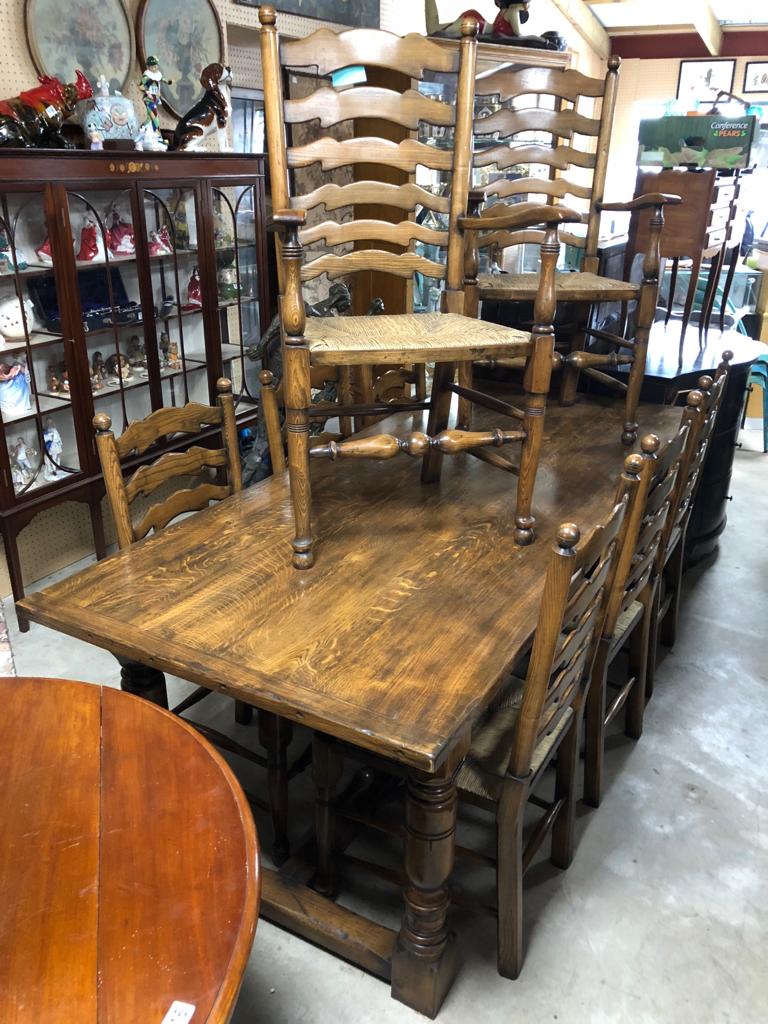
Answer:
[0,151,270,627]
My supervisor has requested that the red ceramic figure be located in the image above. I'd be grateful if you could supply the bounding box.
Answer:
[106,209,135,256]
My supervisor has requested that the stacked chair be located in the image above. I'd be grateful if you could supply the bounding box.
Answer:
[465,58,681,446]
[258,6,582,565]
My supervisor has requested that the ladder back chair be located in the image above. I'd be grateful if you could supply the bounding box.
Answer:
[259,7,582,566]
[94,379,296,865]
[647,350,733,691]
[583,427,688,808]
[455,500,627,979]
[466,58,681,445]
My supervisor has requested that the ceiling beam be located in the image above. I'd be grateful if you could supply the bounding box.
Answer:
[691,1,723,55]
[551,0,611,59]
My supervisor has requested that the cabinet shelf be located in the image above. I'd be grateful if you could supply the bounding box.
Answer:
[85,360,208,402]
[4,392,72,424]
[1,331,65,353]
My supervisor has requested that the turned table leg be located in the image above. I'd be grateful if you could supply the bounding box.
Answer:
[259,710,293,867]
[391,767,458,1018]
[115,656,168,708]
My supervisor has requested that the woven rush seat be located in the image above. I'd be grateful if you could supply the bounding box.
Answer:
[610,599,643,652]
[477,271,640,303]
[457,680,574,802]
[303,312,531,366]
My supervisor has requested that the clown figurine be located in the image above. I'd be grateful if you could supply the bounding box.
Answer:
[139,56,172,141]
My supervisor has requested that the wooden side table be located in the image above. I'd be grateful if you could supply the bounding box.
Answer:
[0,676,260,1024]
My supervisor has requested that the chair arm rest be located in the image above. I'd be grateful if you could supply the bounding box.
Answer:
[459,202,582,232]
[268,209,307,233]
[597,193,682,213]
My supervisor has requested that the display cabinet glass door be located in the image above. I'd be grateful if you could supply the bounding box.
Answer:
[0,189,83,500]
[210,183,262,417]
[140,185,212,415]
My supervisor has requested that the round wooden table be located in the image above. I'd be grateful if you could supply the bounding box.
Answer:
[0,676,260,1024]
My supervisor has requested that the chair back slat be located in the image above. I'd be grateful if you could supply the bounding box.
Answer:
[477,65,609,103]
[94,380,241,551]
[474,228,586,254]
[115,403,222,458]
[281,27,459,78]
[284,85,456,129]
[474,142,597,171]
[293,181,451,215]
[508,499,627,777]
[485,177,593,202]
[133,483,231,541]
[301,218,449,249]
[474,106,601,140]
[287,137,455,173]
[301,249,445,282]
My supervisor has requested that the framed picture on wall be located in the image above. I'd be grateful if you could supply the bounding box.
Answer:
[676,59,736,103]
[233,0,380,29]
[25,0,134,92]
[137,0,224,119]
[743,62,768,94]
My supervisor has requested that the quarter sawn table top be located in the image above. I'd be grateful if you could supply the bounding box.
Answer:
[19,399,681,771]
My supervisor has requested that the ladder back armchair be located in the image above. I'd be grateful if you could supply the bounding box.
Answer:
[259,7,581,566]
[466,58,681,445]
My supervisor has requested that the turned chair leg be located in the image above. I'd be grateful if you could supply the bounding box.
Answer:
[584,647,608,809]
[496,785,527,980]
[559,305,590,407]
[625,596,652,741]
[660,540,684,650]
[284,344,314,569]
[646,583,662,701]
[622,324,648,448]
[259,711,293,866]
[456,360,473,430]
[515,393,546,546]
[421,361,456,484]
[551,710,581,869]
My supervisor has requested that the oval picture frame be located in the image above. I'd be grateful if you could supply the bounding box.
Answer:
[136,0,224,120]
[25,0,134,94]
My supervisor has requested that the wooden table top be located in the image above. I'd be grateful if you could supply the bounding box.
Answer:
[0,676,260,1024]
[20,399,681,773]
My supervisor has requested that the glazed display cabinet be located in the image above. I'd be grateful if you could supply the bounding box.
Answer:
[0,151,270,628]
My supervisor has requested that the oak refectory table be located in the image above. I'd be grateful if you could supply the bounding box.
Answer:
[18,399,680,1017]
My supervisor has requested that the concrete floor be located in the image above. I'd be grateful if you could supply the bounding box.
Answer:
[6,426,767,1024]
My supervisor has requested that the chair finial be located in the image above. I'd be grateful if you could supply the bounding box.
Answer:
[687,389,704,409]
[259,5,277,25]
[460,15,479,37]
[608,55,621,72]
[216,377,232,395]
[721,349,733,364]
[624,452,644,477]
[259,369,275,386]
[640,433,660,456]
[698,374,714,393]
[93,412,112,433]
[556,522,580,550]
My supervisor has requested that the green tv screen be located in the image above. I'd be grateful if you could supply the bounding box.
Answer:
[638,115,757,169]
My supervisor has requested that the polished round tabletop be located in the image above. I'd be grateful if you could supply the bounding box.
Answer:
[0,676,260,1024]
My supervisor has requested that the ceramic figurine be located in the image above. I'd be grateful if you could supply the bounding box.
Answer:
[157,295,175,319]
[61,369,70,393]
[0,71,92,149]
[185,266,202,309]
[90,370,103,392]
[213,205,234,249]
[172,64,233,152]
[106,352,132,383]
[425,0,566,49]
[169,190,190,250]
[92,350,107,381]
[148,227,173,257]
[159,330,170,367]
[127,334,146,369]
[10,436,35,479]
[105,207,135,256]
[85,115,104,150]
[76,216,105,262]
[166,340,181,369]
[135,121,167,152]
[0,231,28,273]
[35,235,53,265]
[0,360,31,418]
[139,56,171,131]
[42,418,64,480]
[0,297,34,340]
[47,363,61,393]
[217,263,239,301]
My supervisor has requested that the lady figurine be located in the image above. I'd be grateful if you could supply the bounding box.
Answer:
[166,340,181,369]
[10,436,34,479]
[186,266,202,309]
[43,418,64,480]
[106,206,135,256]
[159,330,170,367]
[0,360,31,418]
